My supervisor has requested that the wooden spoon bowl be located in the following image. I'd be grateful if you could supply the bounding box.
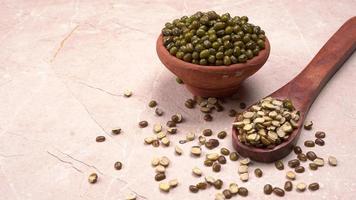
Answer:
[232,17,356,163]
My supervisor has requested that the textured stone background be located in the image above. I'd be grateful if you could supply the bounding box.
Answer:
[0,0,355,199]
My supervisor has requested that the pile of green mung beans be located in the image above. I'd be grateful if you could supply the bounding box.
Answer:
[161,11,266,66]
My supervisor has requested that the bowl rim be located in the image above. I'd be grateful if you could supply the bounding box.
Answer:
[156,34,270,73]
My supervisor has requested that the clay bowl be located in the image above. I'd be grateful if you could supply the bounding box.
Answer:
[156,34,270,97]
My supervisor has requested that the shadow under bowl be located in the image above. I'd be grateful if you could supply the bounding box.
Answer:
[156,34,271,97]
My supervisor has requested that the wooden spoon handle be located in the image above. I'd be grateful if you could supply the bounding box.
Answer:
[274,17,356,112]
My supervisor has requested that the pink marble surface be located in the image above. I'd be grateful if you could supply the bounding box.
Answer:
[0,0,355,199]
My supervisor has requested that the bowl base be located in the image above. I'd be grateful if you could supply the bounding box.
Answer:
[185,84,240,97]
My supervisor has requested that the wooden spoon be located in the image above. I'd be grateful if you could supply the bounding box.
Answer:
[232,17,356,163]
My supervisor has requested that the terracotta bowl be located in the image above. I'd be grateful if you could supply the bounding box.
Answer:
[156,34,270,97]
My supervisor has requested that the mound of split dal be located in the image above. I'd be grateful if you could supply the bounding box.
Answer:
[233,97,300,148]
